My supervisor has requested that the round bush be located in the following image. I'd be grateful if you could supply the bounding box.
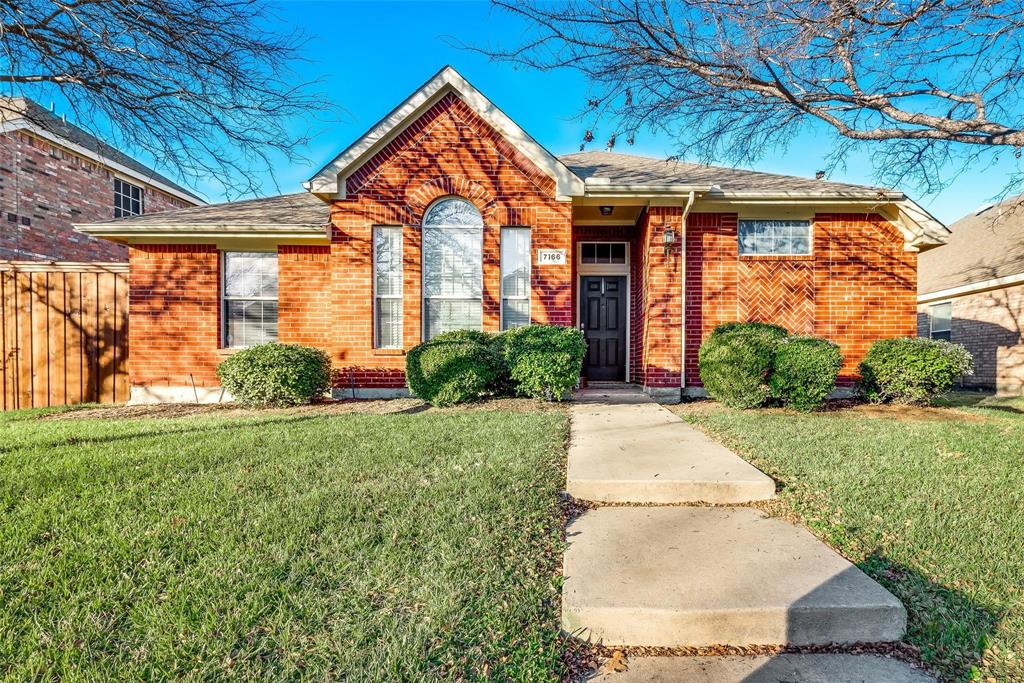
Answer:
[769,336,843,411]
[406,330,504,407]
[217,343,331,407]
[858,337,974,405]
[493,325,586,401]
[698,322,789,409]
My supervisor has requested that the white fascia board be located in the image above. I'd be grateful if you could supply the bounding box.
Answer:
[918,272,1024,303]
[75,222,329,242]
[306,66,585,200]
[1,119,206,205]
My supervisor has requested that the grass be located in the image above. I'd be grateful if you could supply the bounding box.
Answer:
[0,403,569,681]
[670,393,1024,682]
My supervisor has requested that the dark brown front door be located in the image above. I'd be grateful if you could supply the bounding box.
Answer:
[580,276,626,381]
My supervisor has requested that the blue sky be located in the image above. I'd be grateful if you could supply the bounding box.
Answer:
[190,2,1020,223]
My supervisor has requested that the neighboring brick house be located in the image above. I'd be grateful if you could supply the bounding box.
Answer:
[1,97,204,261]
[77,66,949,403]
[918,196,1024,395]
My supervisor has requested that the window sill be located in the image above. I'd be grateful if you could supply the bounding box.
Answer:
[739,254,814,262]
[372,348,406,357]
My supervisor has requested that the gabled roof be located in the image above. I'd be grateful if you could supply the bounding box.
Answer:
[0,97,205,205]
[919,194,1024,296]
[305,66,585,200]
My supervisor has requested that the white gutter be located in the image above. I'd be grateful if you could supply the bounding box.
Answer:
[679,191,696,391]
[1,119,206,205]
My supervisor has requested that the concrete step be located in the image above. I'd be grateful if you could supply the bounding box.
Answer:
[591,655,935,682]
[567,399,776,504]
[563,507,906,647]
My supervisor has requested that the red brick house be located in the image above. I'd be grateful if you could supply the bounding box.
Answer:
[1,97,204,261]
[77,66,949,403]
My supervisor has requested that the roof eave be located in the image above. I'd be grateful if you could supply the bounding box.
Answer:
[75,222,329,243]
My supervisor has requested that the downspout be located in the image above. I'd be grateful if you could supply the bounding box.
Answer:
[679,191,696,396]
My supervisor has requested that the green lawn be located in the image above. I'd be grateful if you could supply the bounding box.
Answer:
[671,394,1024,683]
[0,403,569,680]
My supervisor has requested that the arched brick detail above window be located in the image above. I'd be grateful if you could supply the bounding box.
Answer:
[406,176,497,222]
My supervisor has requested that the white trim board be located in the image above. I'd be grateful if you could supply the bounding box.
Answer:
[918,272,1024,303]
[305,66,585,201]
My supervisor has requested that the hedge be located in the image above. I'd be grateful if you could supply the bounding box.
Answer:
[493,325,586,401]
[217,343,332,407]
[769,336,843,411]
[698,322,789,408]
[858,337,974,404]
[405,330,504,407]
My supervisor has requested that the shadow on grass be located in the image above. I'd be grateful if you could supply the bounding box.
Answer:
[935,392,1024,415]
[858,552,1001,682]
[1,412,343,454]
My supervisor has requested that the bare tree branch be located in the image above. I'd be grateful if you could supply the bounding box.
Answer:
[477,0,1024,194]
[0,0,328,197]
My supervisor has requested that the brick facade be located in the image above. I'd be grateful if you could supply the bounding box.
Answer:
[918,284,1024,394]
[0,130,194,261]
[120,91,920,399]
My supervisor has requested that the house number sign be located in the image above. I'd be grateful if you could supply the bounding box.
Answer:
[537,249,567,266]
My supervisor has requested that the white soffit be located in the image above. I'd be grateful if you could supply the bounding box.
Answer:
[306,66,585,200]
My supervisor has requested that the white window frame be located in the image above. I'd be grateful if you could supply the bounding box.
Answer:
[421,197,484,341]
[929,301,952,340]
[113,177,144,218]
[221,251,278,349]
[373,225,403,349]
[500,226,531,331]
[738,219,813,256]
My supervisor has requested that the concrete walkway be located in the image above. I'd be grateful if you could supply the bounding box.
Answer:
[564,386,932,681]
[569,389,775,503]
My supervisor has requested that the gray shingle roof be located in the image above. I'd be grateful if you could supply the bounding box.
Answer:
[1,97,204,203]
[559,151,896,198]
[78,192,327,228]
[918,195,1024,294]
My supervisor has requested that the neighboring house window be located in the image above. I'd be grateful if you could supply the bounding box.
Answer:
[738,219,812,256]
[501,227,531,330]
[113,178,144,218]
[374,226,403,348]
[930,302,952,341]
[581,242,626,264]
[223,252,278,348]
[422,197,484,339]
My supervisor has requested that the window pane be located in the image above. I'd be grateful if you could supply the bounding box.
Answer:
[931,302,952,334]
[226,300,278,347]
[225,252,278,298]
[376,298,403,348]
[582,243,596,263]
[423,197,484,227]
[738,220,811,255]
[501,228,530,299]
[610,243,626,263]
[425,299,482,339]
[423,227,482,298]
[502,299,530,329]
[374,227,402,297]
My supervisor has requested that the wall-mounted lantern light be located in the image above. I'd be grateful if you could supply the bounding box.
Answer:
[663,227,678,255]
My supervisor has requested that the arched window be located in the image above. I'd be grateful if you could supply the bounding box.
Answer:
[422,197,484,339]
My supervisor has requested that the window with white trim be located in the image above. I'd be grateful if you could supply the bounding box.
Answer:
[930,302,952,341]
[422,197,483,339]
[374,226,403,348]
[114,178,144,218]
[738,219,812,256]
[501,227,531,330]
[223,251,278,348]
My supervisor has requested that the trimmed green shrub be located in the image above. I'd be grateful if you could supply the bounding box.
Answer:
[858,337,974,405]
[406,330,504,407]
[217,343,331,407]
[769,336,843,411]
[698,322,789,409]
[493,325,586,401]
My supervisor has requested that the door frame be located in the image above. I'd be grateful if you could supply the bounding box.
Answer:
[575,241,631,383]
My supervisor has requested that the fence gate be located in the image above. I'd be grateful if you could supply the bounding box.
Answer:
[1,261,129,410]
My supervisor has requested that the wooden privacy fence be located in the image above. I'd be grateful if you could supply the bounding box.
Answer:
[1,261,129,410]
